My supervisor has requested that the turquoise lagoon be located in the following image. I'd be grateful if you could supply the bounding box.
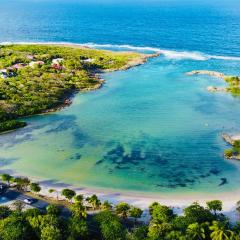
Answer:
[1,50,240,194]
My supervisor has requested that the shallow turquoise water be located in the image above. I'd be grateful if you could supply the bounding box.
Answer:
[1,0,240,194]
[1,54,240,194]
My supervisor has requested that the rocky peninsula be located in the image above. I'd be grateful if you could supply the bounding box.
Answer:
[222,133,240,160]
[186,70,240,95]
[186,70,226,79]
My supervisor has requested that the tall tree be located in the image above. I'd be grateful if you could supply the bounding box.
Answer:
[67,216,88,240]
[115,202,130,219]
[86,194,101,210]
[210,221,235,240]
[206,200,223,215]
[150,203,174,223]
[1,174,12,186]
[0,214,33,240]
[129,206,143,224]
[148,221,172,240]
[30,183,41,194]
[46,205,61,216]
[186,223,205,240]
[74,194,84,203]
[14,177,30,191]
[40,225,61,240]
[101,200,113,211]
[0,206,12,219]
[71,202,87,219]
[61,189,76,202]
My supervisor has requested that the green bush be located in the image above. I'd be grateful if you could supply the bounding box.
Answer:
[224,149,234,158]
[0,120,26,132]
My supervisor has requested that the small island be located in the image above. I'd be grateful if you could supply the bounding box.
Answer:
[0,44,157,133]
[186,70,240,95]
[187,70,240,160]
[222,134,240,160]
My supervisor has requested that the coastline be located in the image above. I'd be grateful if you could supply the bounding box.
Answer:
[36,47,160,118]
[1,43,240,222]
[222,133,240,160]
[1,168,239,222]
[0,43,160,134]
[186,70,240,95]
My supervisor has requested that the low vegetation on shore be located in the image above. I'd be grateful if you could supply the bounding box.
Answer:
[224,141,240,160]
[224,76,240,96]
[1,174,240,240]
[222,134,240,160]
[186,70,240,96]
[0,44,144,133]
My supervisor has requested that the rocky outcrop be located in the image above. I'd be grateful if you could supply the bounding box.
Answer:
[222,133,240,160]
[117,52,161,71]
[222,133,235,145]
[186,70,226,79]
[207,86,226,92]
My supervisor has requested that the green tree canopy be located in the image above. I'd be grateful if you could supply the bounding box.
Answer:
[70,202,87,219]
[115,202,131,219]
[184,202,214,224]
[67,216,88,240]
[86,194,101,210]
[30,182,41,194]
[46,205,61,216]
[61,189,76,202]
[206,200,223,215]
[1,174,12,185]
[0,206,12,220]
[129,206,143,223]
[150,203,174,223]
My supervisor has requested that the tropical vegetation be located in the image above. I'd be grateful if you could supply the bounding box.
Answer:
[224,140,240,160]
[1,173,240,239]
[0,44,142,133]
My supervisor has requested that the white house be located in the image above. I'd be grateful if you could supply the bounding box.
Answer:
[0,69,15,79]
[52,58,64,64]
[0,69,8,79]
[29,61,45,68]
[82,58,94,63]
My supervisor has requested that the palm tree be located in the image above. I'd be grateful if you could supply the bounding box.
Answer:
[1,174,12,186]
[210,221,235,240]
[186,223,205,240]
[74,194,84,203]
[101,200,112,211]
[86,194,101,210]
[115,202,130,219]
[70,202,87,219]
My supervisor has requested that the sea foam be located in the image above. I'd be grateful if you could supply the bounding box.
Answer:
[1,41,240,61]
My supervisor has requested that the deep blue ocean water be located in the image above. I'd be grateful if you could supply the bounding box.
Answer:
[1,0,240,194]
[1,0,240,56]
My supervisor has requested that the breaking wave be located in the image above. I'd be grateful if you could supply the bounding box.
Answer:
[2,41,240,61]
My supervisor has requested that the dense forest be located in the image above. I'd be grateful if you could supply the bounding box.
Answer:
[0,44,142,133]
[1,174,240,240]
[1,195,240,240]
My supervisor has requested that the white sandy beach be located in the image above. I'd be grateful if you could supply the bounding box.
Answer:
[1,158,240,223]
[30,176,240,223]
[0,42,240,223]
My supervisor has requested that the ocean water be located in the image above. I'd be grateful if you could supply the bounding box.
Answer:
[0,0,240,194]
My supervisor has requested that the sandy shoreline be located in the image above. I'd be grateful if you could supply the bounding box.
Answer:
[36,182,240,222]
[1,168,239,222]
[0,42,160,135]
[1,43,239,222]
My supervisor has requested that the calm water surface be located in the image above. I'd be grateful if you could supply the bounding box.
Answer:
[0,0,240,194]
